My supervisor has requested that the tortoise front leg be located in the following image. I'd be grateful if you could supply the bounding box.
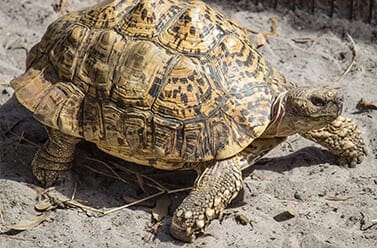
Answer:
[170,157,243,242]
[32,126,80,187]
[240,137,287,167]
[301,116,367,167]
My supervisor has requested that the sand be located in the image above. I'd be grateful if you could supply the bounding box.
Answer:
[0,0,376,247]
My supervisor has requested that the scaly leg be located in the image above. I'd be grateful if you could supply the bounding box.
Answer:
[301,116,367,167]
[240,137,287,168]
[170,157,243,242]
[32,126,80,186]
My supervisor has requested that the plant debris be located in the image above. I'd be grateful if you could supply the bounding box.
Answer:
[360,212,377,231]
[151,196,171,222]
[325,195,353,201]
[150,195,171,235]
[53,0,66,12]
[273,203,296,222]
[243,16,278,48]
[335,32,357,83]
[292,37,313,44]
[356,98,377,112]
[34,199,54,212]
[136,173,146,193]
[0,204,4,224]
[248,172,265,181]
[122,195,155,208]
[5,212,53,231]
[235,214,252,227]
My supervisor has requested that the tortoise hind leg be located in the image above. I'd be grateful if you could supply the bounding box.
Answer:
[32,127,80,187]
[170,157,243,242]
[301,116,367,167]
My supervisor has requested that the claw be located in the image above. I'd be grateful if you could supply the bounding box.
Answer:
[195,219,205,229]
[170,209,208,242]
[170,217,196,243]
[205,208,215,219]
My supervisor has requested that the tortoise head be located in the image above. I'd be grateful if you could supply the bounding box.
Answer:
[267,87,343,136]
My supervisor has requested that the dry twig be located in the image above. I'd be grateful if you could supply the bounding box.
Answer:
[83,157,130,185]
[291,37,313,44]
[242,16,278,47]
[0,204,4,224]
[8,129,40,148]
[53,0,66,12]
[8,133,192,217]
[360,212,377,231]
[5,211,53,231]
[325,195,353,201]
[102,191,165,215]
[356,98,377,112]
[335,32,357,83]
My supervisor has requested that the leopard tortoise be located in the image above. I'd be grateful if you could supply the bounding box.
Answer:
[11,0,367,242]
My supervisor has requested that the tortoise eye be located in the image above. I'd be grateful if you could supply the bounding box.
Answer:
[311,96,327,107]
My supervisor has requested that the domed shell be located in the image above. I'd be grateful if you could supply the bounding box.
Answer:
[11,0,276,169]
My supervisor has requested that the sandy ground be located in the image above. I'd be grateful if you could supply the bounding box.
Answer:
[0,0,377,247]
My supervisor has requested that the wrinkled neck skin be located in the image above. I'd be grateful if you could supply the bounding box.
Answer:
[261,92,292,138]
[261,91,325,138]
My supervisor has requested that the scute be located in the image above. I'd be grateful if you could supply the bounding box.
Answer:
[111,40,174,108]
[76,29,128,94]
[38,11,83,55]
[50,24,90,81]
[159,0,227,55]
[33,82,84,137]
[153,56,220,119]
[210,35,273,139]
[118,0,183,38]
[80,0,138,28]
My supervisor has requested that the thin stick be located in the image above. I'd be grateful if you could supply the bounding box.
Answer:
[70,182,78,201]
[2,118,21,136]
[81,159,166,192]
[8,130,41,147]
[360,212,377,231]
[140,174,168,192]
[52,188,189,216]
[108,160,169,191]
[263,16,278,39]
[102,191,165,215]
[166,187,192,194]
[81,164,117,179]
[336,32,357,83]
[3,235,32,241]
[84,157,129,185]
[63,200,105,214]
[0,204,4,224]
[242,16,278,47]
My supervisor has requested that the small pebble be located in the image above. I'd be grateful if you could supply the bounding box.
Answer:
[294,192,303,201]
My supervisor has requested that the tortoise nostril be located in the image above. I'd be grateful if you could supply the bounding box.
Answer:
[336,95,344,102]
[311,96,327,107]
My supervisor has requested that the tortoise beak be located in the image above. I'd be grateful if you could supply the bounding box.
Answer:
[335,95,344,116]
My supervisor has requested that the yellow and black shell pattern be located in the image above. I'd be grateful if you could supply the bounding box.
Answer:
[11,0,289,170]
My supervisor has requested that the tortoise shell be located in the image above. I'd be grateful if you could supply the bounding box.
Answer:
[11,0,292,170]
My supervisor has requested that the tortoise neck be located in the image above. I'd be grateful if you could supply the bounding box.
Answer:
[262,92,298,138]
